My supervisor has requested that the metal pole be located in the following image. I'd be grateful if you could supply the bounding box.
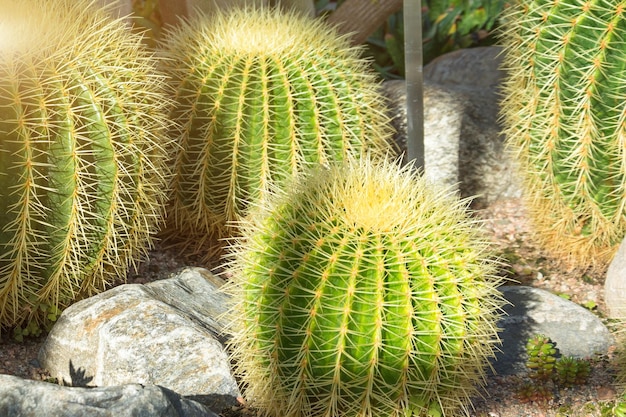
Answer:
[403,0,424,170]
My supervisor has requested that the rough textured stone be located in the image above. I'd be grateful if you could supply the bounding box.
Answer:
[423,45,504,90]
[605,238,626,318]
[38,268,239,412]
[492,286,614,375]
[384,79,462,189]
[423,83,463,189]
[383,46,522,205]
[0,374,218,417]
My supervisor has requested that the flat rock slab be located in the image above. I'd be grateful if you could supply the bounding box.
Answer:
[38,267,239,412]
[0,374,218,417]
[492,286,614,375]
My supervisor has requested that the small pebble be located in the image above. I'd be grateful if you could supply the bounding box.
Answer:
[596,386,616,401]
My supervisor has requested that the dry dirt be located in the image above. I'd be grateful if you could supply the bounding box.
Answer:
[1,197,625,417]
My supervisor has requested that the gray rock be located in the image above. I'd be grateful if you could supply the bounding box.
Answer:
[38,268,239,412]
[384,80,462,189]
[492,286,614,375]
[0,374,218,417]
[383,46,523,206]
[424,46,504,90]
[605,238,626,318]
[384,81,465,187]
[143,267,232,344]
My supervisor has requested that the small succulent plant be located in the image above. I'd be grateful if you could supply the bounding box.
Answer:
[554,355,591,388]
[518,334,591,402]
[525,334,558,382]
[226,156,505,417]
[516,381,554,403]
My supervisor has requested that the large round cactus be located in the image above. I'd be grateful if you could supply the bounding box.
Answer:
[226,157,504,417]
[159,8,393,245]
[0,0,173,331]
[499,0,626,266]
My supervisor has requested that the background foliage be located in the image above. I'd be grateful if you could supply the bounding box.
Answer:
[131,0,507,79]
[319,0,507,79]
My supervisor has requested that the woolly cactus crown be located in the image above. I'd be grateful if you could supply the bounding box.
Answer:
[1,1,73,53]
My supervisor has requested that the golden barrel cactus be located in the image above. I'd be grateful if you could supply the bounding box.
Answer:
[500,0,626,266]
[0,0,173,332]
[226,157,505,417]
[159,8,393,245]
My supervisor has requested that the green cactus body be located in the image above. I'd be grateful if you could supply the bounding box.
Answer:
[226,157,504,417]
[159,8,392,244]
[500,0,626,266]
[616,394,626,417]
[0,0,173,330]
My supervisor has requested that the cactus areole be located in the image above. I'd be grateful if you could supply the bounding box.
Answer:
[500,0,626,266]
[227,157,504,417]
[160,8,392,243]
[0,0,172,330]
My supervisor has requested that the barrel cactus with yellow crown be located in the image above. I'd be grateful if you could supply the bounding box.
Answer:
[0,0,173,333]
[499,0,626,267]
[159,8,393,246]
[226,157,505,417]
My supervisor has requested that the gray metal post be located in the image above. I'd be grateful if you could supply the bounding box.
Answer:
[403,0,424,170]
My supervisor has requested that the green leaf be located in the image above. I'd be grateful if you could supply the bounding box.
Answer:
[13,326,24,343]
[436,7,463,41]
[483,0,506,29]
[457,7,488,36]
[582,300,597,311]
[384,33,405,75]
[426,0,452,22]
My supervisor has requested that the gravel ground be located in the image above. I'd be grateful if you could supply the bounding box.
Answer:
[1,197,625,416]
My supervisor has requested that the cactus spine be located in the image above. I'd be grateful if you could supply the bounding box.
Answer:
[159,8,392,244]
[226,157,504,417]
[0,0,173,330]
[499,0,626,266]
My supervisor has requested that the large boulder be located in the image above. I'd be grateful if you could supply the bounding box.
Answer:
[605,238,626,318]
[492,286,614,375]
[38,268,239,411]
[0,374,218,417]
[383,79,462,184]
[383,46,522,206]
